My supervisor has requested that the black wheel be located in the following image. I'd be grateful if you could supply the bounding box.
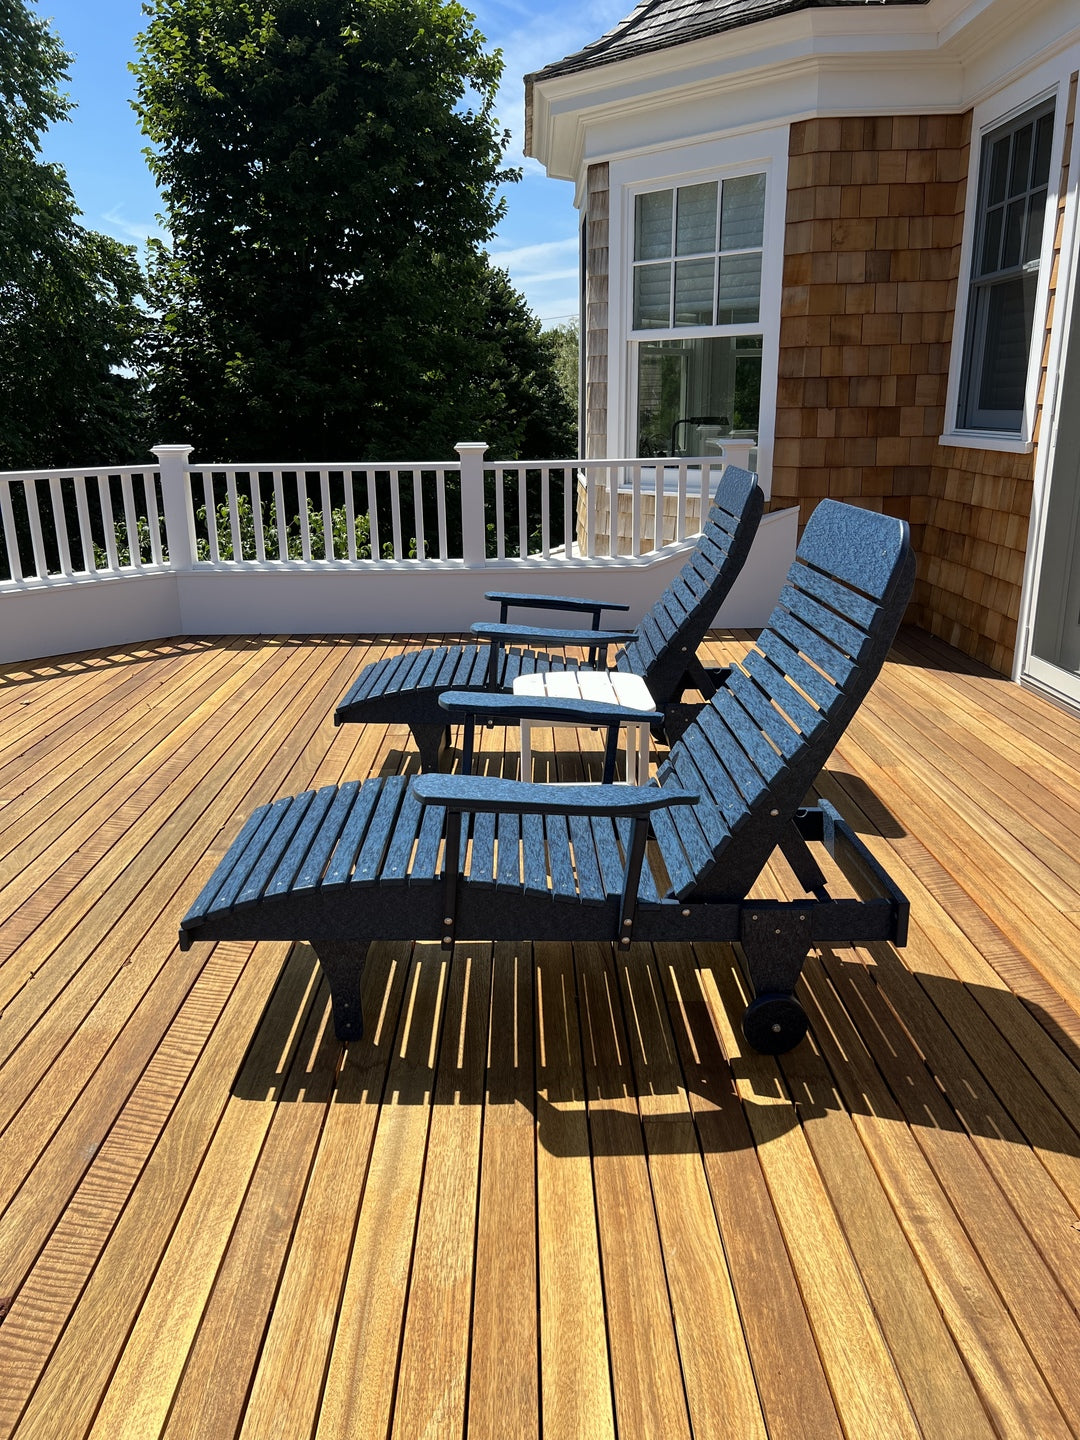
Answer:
[742,992,809,1055]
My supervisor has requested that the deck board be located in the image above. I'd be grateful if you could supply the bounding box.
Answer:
[2,628,1080,1439]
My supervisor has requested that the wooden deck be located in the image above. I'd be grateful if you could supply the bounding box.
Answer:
[2,628,1080,1440]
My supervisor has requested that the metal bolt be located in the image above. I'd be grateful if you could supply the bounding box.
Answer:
[771,1022,782,1034]
[751,913,758,921]
[681,908,690,917]
[443,917,453,925]
[799,914,807,921]
[770,808,779,816]
[623,919,632,928]
[775,928,782,935]
[443,935,453,945]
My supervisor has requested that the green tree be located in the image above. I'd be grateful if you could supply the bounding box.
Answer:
[0,0,149,470]
[134,0,568,463]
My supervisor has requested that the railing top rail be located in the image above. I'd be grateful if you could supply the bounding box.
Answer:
[0,464,161,483]
[186,459,467,471]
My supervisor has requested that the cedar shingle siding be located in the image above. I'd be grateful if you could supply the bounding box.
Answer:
[775,113,1045,675]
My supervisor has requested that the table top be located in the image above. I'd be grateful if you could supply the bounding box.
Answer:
[512,669,655,712]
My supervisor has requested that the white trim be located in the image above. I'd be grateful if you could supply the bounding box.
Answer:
[1015,77,1080,689]
[529,0,1080,180]
[937,431,1035,453]
[943,66,1071,445]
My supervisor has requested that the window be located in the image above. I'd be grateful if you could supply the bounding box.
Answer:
[631,174,766,456]
[958,101,1055,433]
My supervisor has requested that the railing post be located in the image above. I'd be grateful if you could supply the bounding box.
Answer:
[152,443,196,571]
[455,442,488,564]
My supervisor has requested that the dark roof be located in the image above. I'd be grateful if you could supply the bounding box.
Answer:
[528,0,929,84]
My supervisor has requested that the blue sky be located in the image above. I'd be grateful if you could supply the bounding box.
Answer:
[35,0,628,326]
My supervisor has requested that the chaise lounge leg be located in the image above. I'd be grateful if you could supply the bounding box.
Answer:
[738,906,813,1054]
[311,941,368,1041]
[411,723,451,773]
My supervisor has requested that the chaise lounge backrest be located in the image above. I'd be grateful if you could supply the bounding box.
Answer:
[652,499,915,902]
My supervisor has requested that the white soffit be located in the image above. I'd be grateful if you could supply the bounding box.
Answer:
[530,0,1080,179]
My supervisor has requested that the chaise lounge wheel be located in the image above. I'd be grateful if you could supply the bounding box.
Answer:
[742,993,808,1055]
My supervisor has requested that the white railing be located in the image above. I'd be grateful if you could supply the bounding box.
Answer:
[0,441,752,590]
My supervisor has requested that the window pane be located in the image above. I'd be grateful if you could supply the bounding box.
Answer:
[634,263,671,328]
[1001,197,1025,269]
[987,136,1010,205]
[636,336,762,457]
[674,259,715,325]
[979,208,1003,276]
[1009,123,1033,196]
[716,253,762,324]
[977,275,1037,415]
[1033,111,1054,186]
[720,174,766,250]
[1024,187,1048,264]
[635,191,672,261]
[675,183,717,256]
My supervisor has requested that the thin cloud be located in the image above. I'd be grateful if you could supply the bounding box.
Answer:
[101,206,168,248]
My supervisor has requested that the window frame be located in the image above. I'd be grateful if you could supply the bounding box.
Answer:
[609,137,786,492]
[943,75,1066,451]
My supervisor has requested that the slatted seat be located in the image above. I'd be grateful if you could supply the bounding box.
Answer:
[181,498,915,1054]
[334,465,764,769]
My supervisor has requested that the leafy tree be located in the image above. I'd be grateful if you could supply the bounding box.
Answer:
[0,0,150,470]
[134,0,569,463]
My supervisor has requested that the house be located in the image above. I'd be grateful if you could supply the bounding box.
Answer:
[525,0,1080,704]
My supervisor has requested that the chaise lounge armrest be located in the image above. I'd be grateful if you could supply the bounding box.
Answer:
[471,620,637,649]
[485,590,631,628]
[411,773,698,817]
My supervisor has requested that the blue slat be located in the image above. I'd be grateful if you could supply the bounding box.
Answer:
[235,792,315,908]
[292,782,362,891]
[740,652,827,743]
[264,786,339,898]
[545,814,578,899]
[496,812,522,890]
[794,500,906,599]
[568,813,604,903]
[717,681,793,778]
[756,631,839,712]
[664,728,748,832]
[794,563,878,631]
[698,701,769,808]
[470,810,497,887]
[777,584,870,662]
[352,775,409,885]
[410,801,445,883]
[589,816,625,899]
[522,812,550,897]
[649,806,697,898]
[769,609,858,688]
[380,784,425,884]
[323,779,384,889]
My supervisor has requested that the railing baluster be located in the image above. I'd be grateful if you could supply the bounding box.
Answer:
[585,464,595,559]
[436,467,449,560]
[517,470,527,559]
[23,477,50,579]
[1,481,23,582]
[629,463,642,559]
[367,472,381,559]
[143,472,165,566]
[120,472,142,569]
[699,461,710,535]
[197,472,216,562]
[412,471,425,561]
[98,475,121,572]
[296,473,313,561]
[250,473,267,563]
[50,476,74,577]
[676,462,688,545]
[540,467,550,560]
[224,470,242,561]
[74,474,95,572]
[319,471,333,560]
[492,464,505,560]
[343,470,358,561]
[563,465,573,559]
[390,470,403,561]
[272,470,288,561]
[607,464,618,559]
